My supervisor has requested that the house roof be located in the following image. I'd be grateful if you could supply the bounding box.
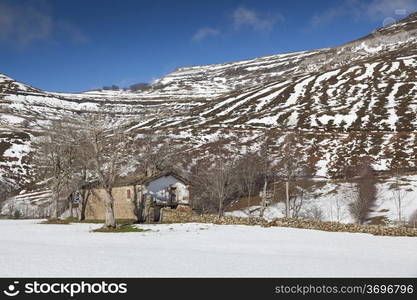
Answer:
[82,169,190,189]
[140,170,190,186]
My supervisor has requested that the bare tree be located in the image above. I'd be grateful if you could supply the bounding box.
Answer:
[132,134,177,223]
[409,209,417,228]
[332,183,351,222]
[348,157,377,224]
[203,158,238,216]
[134,134,177,176]
[33,121,81,219]
[76,166,91,221]
[259,137,273,218]
[0,180,12,214]
[33,118,103,221]
[189,137,239,216]
[301,204,324,221]
[391,176,407,225]
[189,160,217,214]
[288,185,308,218]
[3,194,14,217]
[79,116,136,228]
[240,132,277,218]
[275,132,310,218]
[235,151,263,211]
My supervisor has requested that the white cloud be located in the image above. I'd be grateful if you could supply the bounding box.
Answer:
[0,2,52,46]
[366,0,417,19]
[0,1,88,47]
[192,27,220,42]
[311,0,417,27]
[311,4,350,27]
[58,21,89,44]
[191,6,283,42]
[232,6,284,32]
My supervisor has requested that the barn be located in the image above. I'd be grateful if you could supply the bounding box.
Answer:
[83,171,190,222]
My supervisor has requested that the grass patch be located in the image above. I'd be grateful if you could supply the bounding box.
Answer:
[115,219,137,225]
[40,218,71,225]
[92,224,150,233]
[77,218,136,225]
[74,219,104,224]
[40,218,137,226]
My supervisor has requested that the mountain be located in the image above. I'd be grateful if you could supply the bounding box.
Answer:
[126,12,417,177]
[1,12,417,194]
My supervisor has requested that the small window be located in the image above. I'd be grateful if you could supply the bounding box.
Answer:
[127,189,131,199]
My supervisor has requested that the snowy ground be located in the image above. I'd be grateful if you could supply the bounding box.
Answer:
[1,220,416,277]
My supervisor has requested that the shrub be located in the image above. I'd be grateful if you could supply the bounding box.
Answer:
[92,224,150,233]
[408,210,417,228]
[300,205,324,221]
[13,210,21,219]
[40,218,71,225]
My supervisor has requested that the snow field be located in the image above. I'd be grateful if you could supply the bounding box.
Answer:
[0,220,416,277]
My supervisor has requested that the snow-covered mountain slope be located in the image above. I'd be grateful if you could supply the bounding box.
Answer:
[1,12,417,192]
[142,43,417,175]
[0,75,195,188]
[139,12,417,130]
[84,12,417,103]
[187,51,416,132]
[127,13,417,177]
[138,12,417,101]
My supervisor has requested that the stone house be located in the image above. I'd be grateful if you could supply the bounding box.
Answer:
[83,171,190,222]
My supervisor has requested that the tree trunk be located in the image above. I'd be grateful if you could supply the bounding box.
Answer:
[79,203,86,221]
[78,190,90,221]
[104,189,116,228]
[51,192,59,219]
[398,196,402,225]
[247,189,252,217]
[159,207,164,222]
[144,195,152,223]
[260,178,267,218]
[285,181,290,218]
[218,197,224,217]
[68,197,73,218]
[134,187,145,223]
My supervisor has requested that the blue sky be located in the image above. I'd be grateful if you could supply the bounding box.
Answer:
[0,0,416,92]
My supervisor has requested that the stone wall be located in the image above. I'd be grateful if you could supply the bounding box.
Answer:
[85,186,136,220]
[161,210,417,237]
